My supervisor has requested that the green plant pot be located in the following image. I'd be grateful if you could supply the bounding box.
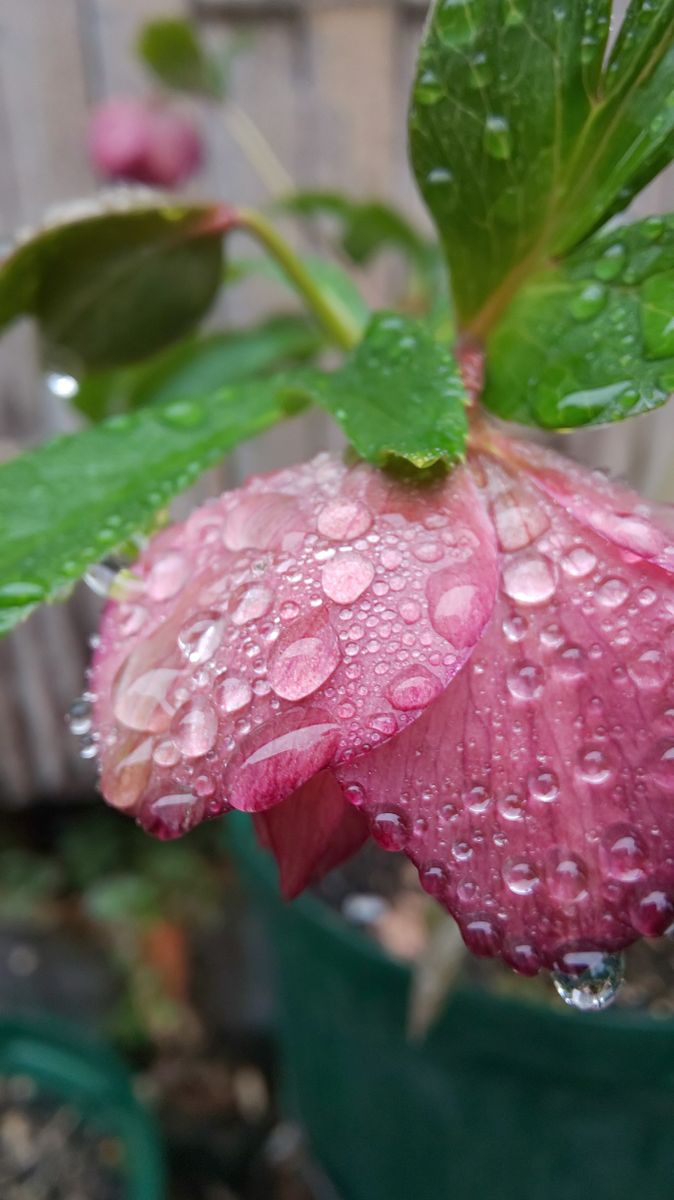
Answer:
[0,1015,165,1199]
[229,812,674,1200]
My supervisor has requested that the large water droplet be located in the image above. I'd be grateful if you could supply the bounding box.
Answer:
[594,243,626,282]
[427,571,486,647]
[178,610,224,663]
[372,810,409,851]
[387,665,442,711]
[321,553,374,605]
[596,577,629,608]
[552,950,624,1012]
[506,661,544,702]
[503,859,540,896]
[561,545,596,578]
[230,711,340,811]
[316,500,372,542]
[629,884,674,937]
[436,0,483,46]
[569,282,607,322]
[172,697,218,758]
[269,612,341,701]
[577,744,615,786]
[415,69,443,106]
[113,667,180,732]
[627,645,669,690]
[147,552,189,601]
[67,696,92,737]
[215,676,253,715]
[528,769,559,804]
[600,824,648,882]
[502,554,556,605]
[229,583,274,626]
[546,850,588,904]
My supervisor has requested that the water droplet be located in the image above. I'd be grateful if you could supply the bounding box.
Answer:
[502,554,556,605]
[594,243,626,282]
[642,273,674,358]
[435,0,483,46]
[229,583,274,626]
[67,696,92,737]
[502,613,528,642]
[463,915,501,957]
[553,950,624,1011]
[225,494,302,551]
[147,792,202,838]
[503,859,540,896]
[372,810,409,851]
[387,665,442,711]
[483,115,512,160]
[546,850,588,904]
[528,770,559,804]
[178,611,224,663]
[468,50,492,87]
[416,69,443,106]
[465,784,491,814]
[215,676,253,715]
[172,697,218,758]
[317,500,372,541]
[597,577,629,608]
[45,370,78,400]
[554,644,586,682]
[321,553,374,605]
[627,645,669,690]
[504,939,540,976]
[420,863,448,897]
[427,166,454,186]
[427,571,486,646]
[561,545,597,578]
[569,282,607,322]
[113,667,180,732]
[269,612,341,701]
[627,879,674,937]
[159,400,205,429]
[147,551,188,601]
[507,661,544,701]
[600,824,648,882]
[153,739,180,768]
[577,745,614,785]
[497,791,526,821]
[399,600,422,625]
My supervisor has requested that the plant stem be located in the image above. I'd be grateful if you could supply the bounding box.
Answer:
[239,208,362,351]
[223,102,296,199]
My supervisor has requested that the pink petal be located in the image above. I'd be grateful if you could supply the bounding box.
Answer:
[253,771,368,899]
[334,440,674,972]
[92,453,498,834]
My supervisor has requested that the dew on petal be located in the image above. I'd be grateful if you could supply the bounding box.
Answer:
[113,668,181,733]
[600,824,648,882]
[372,810,409,850]
[321,554,375,605]
[553,950,624,1011]
[503,859,540,896]
[528,770,559,804]
[178,610,224,663]
[229,582,274,626]
[317,500,372,541]
[215,676,253,714]
[147,552,189,601]
[627,645,669,690]
[386,665,443,711]
[172,697,218,758]
[546,850,588,904]
[506,661,544,702]
[561,545,597,578]
[269,612,341,701]
[502,554,556,606]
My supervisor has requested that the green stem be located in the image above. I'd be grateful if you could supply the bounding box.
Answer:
[238,208,361,352]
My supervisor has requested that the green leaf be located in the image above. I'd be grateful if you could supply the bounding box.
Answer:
[484,214,674,429]
[74,316,322,421]
[0,199,225,370]
[279,191,431,269]
[410,0,674,334]
[310,312,468,469]
[138,18,223,97]
[0,377,307,634]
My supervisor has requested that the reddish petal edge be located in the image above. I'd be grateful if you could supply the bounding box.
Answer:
[253,771,368,899]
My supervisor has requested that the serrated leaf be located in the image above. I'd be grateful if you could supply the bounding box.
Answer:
[410,0,674,334]
[484,214,674,428]
[310,313,468,469]
[74,316,322,421]
[0,200,225,370]
[138,18,223,98]
[0,378,307,635]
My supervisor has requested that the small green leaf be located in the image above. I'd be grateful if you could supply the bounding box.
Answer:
[0,377,307,634]
[279,191,431,269]
[138,18,223,97]
[484,214,674,429]
[0,199,225,370]
[410,1,674,333]
[310,313,468,469]
[74,316,322,421]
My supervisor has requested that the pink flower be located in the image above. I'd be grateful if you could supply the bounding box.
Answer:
[88,98,202,188]
[91,424,674,974]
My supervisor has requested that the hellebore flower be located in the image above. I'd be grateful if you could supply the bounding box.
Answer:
[91,420,674,985]
[88,98,202,189]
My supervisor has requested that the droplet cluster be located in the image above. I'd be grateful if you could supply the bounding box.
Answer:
[91,453,496,839]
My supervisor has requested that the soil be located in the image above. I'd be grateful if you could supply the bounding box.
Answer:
[0,1076,126,1200]
[313,841,674,1016]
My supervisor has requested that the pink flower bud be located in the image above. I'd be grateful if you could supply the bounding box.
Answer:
[88,97,202,189]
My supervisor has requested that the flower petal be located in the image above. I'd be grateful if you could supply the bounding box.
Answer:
[92,453,498,833]
[254,771,369,899]
[335,446,674,971]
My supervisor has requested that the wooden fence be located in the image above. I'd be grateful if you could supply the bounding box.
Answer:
[0,0,672,804]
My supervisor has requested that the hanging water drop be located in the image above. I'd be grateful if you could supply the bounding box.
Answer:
[483,115,512,160]
[552,951,625,1012]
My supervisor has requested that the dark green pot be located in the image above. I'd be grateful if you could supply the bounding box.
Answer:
[229,813,674,1200]
[0,1015,165,1199]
